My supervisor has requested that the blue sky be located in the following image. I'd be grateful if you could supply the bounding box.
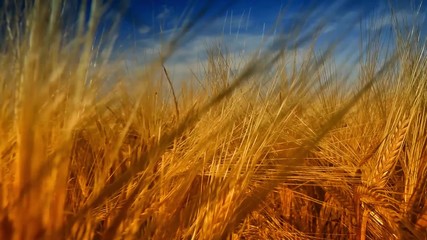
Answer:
[103,0,426,80]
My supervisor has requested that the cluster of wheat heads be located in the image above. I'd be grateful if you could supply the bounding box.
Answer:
[0,1,426,239]
[238,20,427,240]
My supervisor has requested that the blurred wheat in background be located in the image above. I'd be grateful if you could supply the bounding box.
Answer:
[0,0,426,239]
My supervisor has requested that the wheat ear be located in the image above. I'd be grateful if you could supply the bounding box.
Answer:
[370,114,410,188]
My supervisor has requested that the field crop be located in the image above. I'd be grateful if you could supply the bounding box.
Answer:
[0,1,426,239]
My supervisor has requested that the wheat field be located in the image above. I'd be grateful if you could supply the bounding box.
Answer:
[0,1,426,239]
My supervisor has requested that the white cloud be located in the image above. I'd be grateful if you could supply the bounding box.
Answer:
[366,9,426,31]
[116,9,369,84]
[157,5,172,20]
[138,25,151,34]
[118,33,266,81]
